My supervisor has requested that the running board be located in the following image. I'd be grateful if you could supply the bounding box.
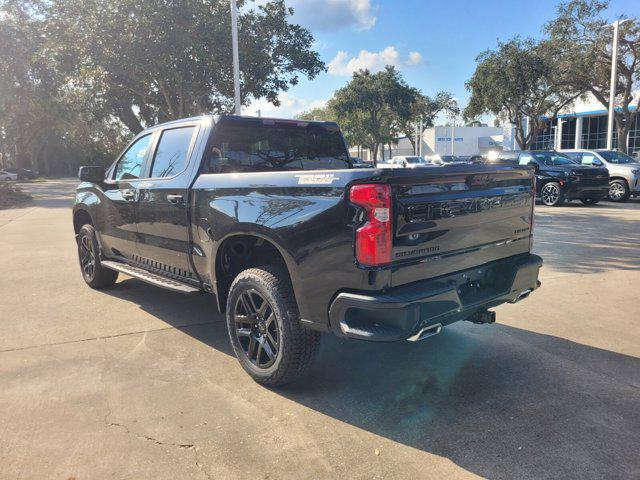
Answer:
[101,260,201,293]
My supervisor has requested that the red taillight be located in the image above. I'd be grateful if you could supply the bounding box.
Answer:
[350,184,392,266]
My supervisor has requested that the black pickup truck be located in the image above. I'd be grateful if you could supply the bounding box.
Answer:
[74,115,542,386]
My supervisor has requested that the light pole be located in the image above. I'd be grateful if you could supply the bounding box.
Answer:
[605,19,630,150]
[230,0,241,115]
[419,117,423,156]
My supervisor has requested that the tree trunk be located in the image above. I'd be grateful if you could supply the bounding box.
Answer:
[371,144,378,166]
[111,99,144,134]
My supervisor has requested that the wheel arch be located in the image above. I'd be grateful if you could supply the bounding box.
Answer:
[73,208,94,235]
[609,176,629,186]
[212,231,299,313]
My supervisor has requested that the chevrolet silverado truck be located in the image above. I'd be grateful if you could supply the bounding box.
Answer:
[73,115,542,386]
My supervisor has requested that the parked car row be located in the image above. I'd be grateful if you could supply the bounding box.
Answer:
[0,167,39,181]
[367,148,639,206]
[490,150,610,206]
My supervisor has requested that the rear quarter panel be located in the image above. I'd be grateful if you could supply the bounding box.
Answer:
[191,169,391,325]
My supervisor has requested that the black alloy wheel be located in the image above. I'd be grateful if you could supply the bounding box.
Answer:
[77,224,118,288]
[233,289,280,369]
[226,266,320,386]
[79,232,96,282]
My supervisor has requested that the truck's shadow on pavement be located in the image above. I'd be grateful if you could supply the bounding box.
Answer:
[105,278,640,480]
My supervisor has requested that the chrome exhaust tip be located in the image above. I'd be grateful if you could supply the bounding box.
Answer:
[407,323,442,342]
[510,288,533,303]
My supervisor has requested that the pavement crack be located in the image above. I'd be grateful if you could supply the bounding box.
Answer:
[105,419,212,479]
[0,321,215,354]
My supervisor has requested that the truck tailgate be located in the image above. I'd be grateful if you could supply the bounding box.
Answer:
[388,165,534,287]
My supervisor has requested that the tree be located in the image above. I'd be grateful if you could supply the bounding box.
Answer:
[44,0,325,134]
[545,0,640,152]
[0,0,324,174]
[464,38,581,150]
[328,67,423,164]
[395,91,458,153]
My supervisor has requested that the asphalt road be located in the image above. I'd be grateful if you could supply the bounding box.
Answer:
[1,179,639,480]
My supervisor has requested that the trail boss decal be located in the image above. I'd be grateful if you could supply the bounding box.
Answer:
[295,173,338,185]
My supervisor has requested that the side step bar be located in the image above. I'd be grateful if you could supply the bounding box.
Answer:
[101,260,201,294]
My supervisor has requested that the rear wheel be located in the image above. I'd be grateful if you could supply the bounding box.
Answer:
[580,197,601,205]
[226,266,320,387]
[608,179,630,202]
[77,224,118,288]
[541,182,564,206]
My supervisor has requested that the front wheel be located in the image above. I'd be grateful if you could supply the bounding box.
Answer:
[608,179,630,202]
[226,266,320,387]
[77,224,118,289]
[580,197,601,205]
[540,182,564,206]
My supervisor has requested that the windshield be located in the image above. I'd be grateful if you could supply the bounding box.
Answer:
[533,152,577,166]
[598,151,638,164]
[440,155,459,163]
[206,120,350,173]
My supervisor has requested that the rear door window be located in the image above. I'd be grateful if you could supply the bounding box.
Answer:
[150,126,196,178]
[113,134,152,181]
[205,120,350,173]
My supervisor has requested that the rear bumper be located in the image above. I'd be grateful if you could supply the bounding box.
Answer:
[328,253,542,341]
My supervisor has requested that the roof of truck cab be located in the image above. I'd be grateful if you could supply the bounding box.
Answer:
[141,114,340,132]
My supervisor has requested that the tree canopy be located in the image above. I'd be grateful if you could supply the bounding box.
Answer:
[545,0,640,152]
[464,37,581,150]
[0,0,324,174]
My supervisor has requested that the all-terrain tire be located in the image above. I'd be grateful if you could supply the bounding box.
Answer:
[226,266,321,387]
[77,224,119,289]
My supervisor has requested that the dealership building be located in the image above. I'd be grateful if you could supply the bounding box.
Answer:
[506,93,640,154]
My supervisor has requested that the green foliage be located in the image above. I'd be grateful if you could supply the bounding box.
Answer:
[43,0,324,133]
[545,0,640,152]
[326,67,423,163]
[464,37,580,149]
[0,0,324,174]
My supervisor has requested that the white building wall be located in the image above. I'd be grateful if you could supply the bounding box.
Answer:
[424,126,504,156]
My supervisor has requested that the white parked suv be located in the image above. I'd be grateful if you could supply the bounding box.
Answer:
[0,169,18,181]
[562,149,640,202]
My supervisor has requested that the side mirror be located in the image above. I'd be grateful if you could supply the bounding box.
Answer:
[78,166,105,183]
[528,161,539,171]
[592,159,603,166]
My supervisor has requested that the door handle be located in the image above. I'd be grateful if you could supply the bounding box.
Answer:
[122,189,135,200]
[166,194,184,204]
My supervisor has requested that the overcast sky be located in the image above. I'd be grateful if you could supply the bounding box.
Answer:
[244,0,639,121]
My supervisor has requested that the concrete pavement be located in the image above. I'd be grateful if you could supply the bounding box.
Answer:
[1,179,639,479]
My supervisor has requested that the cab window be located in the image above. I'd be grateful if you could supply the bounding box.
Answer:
[149,126,196,178]
[580,153,597,165]
[113,134,152,181]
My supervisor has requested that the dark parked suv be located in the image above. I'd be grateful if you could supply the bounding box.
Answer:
[492,150,609,206]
